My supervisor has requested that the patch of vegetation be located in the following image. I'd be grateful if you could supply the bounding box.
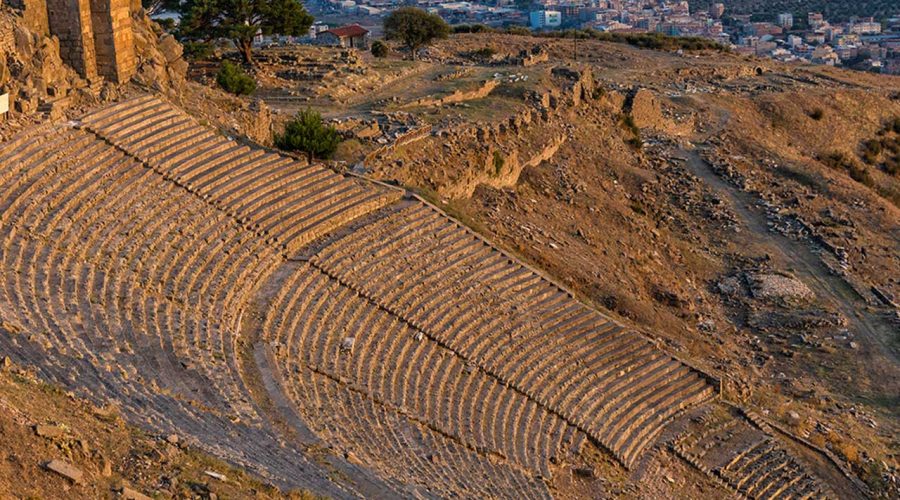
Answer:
[472,46,497,60]
[506,26,533,36]
[822,152,873,188]
[371,40,389,58]
[384,7,450,60]
[275,109,342,162]
[861,139,882,165]
[809,108,824,121]
[453,24,494,33]
[855,118,900,176]
[216,61,257,95]
[462,24,724,51]
[492,150,505,176]
[619,113,642,150]
[538,28,728,52]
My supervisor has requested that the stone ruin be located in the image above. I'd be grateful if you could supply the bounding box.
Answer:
[5,0,135,83]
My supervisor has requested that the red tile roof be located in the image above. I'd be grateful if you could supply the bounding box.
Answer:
[326,24,370,38]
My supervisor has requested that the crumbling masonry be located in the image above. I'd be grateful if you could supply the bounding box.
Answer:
[6,0,135,83]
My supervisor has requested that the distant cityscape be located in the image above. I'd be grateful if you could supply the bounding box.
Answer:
[305,0,900,74]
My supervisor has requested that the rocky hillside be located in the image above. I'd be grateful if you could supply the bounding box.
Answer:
[278,32,899,496]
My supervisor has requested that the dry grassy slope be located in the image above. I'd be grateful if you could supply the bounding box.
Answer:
[364,34,899,496]
[0,362,315,499]
[707,88,900,292]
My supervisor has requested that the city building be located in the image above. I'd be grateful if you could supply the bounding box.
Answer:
[777,13,793,30]
[530,10,562,29]
[808,12,825,29]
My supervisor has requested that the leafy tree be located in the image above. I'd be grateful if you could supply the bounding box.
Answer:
[275,109,342,163]
[383,7,450,60]
[216,61,257,95]
[179,0,313,64]
[371,40,389,58]
[142,0,180,16]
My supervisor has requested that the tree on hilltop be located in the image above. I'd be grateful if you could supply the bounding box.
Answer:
[383,7,450,60]
[179,0,313,64]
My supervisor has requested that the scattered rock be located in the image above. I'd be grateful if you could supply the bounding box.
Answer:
[34,423,65,439]
[44,459,84,484]
[750,273,815,305]
[204,470,227,482]
[340,337,355,353]
[573,466,595,478]
[119,485,153,500]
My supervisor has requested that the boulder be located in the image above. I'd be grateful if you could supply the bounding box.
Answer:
[44,459,84,484]
[158,34,183,64]
[34,423,65,439]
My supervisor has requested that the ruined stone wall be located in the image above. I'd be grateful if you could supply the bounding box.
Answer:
[0,12,15,54]
[90,0,135,82]
[46,0,97,79]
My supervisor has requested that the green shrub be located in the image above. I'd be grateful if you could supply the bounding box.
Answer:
[506,26,532,36]
[823,152,874,187]
[275,109,342,163]
[492,151,504,176]
[848,163,874,187]
[216,61,256,95]
[371,40,389,58]
[183,41,214,60]
[472,47,496,59]
[883,157,899,176]
[862,139,883,164]
[454,24,494,33]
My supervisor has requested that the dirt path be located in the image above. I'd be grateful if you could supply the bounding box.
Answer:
[675,146,900,405]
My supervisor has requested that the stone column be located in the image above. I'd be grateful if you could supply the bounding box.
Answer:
[90,0,136,83]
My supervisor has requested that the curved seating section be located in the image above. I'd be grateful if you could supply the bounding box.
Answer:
[263,263,586,489]
[309,200,716,467]
[80,95,402,255]
[0,125,364,496]
[674,414,829,499]
[284,365,552,498]
[0,96,837,498]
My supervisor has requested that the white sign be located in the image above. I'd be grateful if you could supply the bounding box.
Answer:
[0,93,8,114]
